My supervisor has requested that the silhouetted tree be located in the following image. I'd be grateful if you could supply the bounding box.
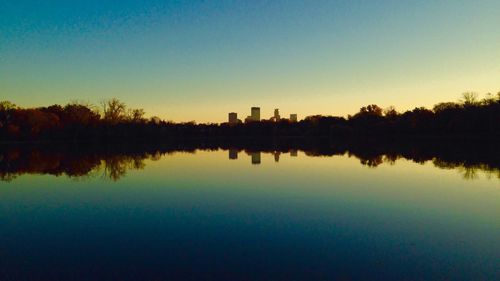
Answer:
[0,92,498,141]
[128,108,146,123]
[0,101,17,111]
[461,92,479,106]
[383,106,398,118]
[63,103,100,126]
[102,98,127,124]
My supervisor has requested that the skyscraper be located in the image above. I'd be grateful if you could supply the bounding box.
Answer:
[251,107,260,121]
[274,109,280,121]
[228,112,238,124]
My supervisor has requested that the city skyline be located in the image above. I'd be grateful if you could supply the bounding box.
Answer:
[1,2,499,280]
[1,1,499,122]
[229,107,297,124]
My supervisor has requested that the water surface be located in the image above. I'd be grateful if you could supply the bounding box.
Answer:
[0,147,498,280]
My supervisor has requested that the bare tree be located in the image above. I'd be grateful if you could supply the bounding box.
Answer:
[460,92,478,106]
[128,108,146,123]
[101,98,127,124]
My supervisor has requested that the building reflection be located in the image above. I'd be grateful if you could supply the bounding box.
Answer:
[1,141,498,182]
[229,149,238,160]
[274,151,281,162]
[251,152,261,165]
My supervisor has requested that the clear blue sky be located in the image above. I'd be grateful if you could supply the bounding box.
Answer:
[1,0,499,122]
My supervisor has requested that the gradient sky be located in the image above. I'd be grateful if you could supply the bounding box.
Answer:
[1,0,499,122]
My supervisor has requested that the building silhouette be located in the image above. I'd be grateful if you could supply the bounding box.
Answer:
[228,112,238,125]
[230,106,297,123]
[274,109,280,122]
[290,150,298,157]
[251,107,260,121]
[244,107,261,123]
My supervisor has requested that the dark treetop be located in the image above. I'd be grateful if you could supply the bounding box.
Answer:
[0,92,499,142]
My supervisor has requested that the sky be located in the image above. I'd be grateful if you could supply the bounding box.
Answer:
[1,0,499,122]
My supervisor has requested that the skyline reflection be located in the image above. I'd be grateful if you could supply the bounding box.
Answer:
[0,138,498,182]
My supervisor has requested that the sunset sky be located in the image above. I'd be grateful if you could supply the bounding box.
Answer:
[1,0,499,122]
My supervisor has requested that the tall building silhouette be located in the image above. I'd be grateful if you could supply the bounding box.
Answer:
[228,112,238,124]
[274,109,280,121]
[251,107,260,121]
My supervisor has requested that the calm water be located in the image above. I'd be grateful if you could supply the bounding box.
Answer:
[0,148,498,280]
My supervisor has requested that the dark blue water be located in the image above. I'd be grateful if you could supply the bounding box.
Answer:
[0,150,498,280]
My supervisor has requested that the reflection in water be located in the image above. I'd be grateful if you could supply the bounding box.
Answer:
[274,151,281,162]
[0,149,155,182]
[229,149,238,160]
[0,138,499,181]
[101,154,147,181]
[0,140,498,281]
[249,151,261,165]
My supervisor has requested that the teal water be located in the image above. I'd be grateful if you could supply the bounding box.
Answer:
[0,150,498,280]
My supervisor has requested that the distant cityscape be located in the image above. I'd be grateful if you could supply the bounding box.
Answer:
[228,107,298,124]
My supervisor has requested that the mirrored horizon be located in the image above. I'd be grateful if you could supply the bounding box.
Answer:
[0,143,498,280]
[1,140,498,182]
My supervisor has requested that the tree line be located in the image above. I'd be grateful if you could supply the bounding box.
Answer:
[0,92,499,141]
[1,137,498,182]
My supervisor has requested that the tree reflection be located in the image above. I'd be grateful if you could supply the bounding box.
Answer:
[0,139,498,182]
[101,154,147,181]
[359,155,384,168]
[0,146,156,182]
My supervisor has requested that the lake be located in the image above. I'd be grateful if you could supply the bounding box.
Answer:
[0,143,498,280]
